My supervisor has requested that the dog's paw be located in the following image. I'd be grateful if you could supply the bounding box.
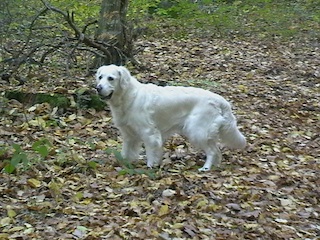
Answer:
[198,166,210,172]
[147,162,156,169]
[147,160,161,169]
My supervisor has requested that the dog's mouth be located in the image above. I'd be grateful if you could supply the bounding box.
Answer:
[102,91,113,100]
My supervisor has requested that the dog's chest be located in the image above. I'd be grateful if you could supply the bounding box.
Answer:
[110,105,147,129]
[110,107,128,126]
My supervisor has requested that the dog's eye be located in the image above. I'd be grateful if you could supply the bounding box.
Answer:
[98,75,103,80]
[108,76,114,81]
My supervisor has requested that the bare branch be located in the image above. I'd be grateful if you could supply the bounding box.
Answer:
[82,20,98,34]
[41,0,113,59]
[2,0,135,82]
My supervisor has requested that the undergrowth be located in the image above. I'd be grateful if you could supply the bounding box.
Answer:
[106,147,158,179]
[129,0,320,40]
[1,139,51,174]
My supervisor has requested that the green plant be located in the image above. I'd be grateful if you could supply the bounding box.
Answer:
[86,160,98,170]
[106,147,157,179]
[3,139,51,174]
[3,144,28,174]
[32,139,51,158]
[75,88,107,111]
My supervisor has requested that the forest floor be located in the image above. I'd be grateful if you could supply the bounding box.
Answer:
[0,34,319,239]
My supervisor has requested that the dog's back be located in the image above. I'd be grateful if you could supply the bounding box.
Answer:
[139,83,246,150]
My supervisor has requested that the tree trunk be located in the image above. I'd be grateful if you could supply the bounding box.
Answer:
[94,0,129,67]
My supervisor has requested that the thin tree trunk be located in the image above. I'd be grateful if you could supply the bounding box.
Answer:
[94,0,129,67]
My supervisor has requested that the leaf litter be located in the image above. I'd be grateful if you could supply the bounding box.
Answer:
[0,36,319,239]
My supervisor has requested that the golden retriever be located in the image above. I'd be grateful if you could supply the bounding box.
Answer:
[96,65,246,171]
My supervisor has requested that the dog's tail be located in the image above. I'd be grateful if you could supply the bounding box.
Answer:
[219,103,246,149]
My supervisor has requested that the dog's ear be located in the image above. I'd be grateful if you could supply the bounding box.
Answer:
[96,68,101,77]
[118,66,131,88]
[96,66,104,80]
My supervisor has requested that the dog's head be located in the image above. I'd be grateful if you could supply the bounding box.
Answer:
[95,65,131,100]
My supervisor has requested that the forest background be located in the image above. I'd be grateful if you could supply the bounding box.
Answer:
[0,0,319,239]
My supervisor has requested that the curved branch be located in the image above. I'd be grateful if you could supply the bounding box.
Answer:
[41,0,115,60]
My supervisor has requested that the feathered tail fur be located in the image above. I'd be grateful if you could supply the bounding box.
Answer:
[219,103,246,149]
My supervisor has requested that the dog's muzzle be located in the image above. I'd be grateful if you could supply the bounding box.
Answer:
[96,85,113,100]
[96,84,103,93]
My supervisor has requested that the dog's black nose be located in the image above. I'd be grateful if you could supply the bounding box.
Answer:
[96,84,102,93]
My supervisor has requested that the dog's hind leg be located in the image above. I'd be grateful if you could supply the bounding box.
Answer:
[185,122,222,171]
[198,143,222,172]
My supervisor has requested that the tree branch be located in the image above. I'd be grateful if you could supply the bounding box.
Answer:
[41,0,115,61]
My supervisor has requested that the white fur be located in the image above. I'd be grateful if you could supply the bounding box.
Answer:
[96,65,246,171]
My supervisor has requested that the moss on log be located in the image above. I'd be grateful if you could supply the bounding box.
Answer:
[4,90,106,111]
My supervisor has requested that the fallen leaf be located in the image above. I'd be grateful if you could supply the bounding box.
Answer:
[0,217,12,226]
[275,218,289,224]
[240,210,261,220]
[73,226,88,238]
[7,209,17,218]
[226,203,241,211]
[158,204,170,216]
[162,189,176,198]
[27,178,41,188]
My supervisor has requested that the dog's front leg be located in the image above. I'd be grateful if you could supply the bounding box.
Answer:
[121,132,142,162]
[143,132,163,168]
[121,140,141,162]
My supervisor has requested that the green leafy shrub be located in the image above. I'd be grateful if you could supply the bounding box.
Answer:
[2,139,52,174]
[3,144,28,174]
[32,139,51,158]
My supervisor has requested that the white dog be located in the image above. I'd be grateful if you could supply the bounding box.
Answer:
[96,65,246,171]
